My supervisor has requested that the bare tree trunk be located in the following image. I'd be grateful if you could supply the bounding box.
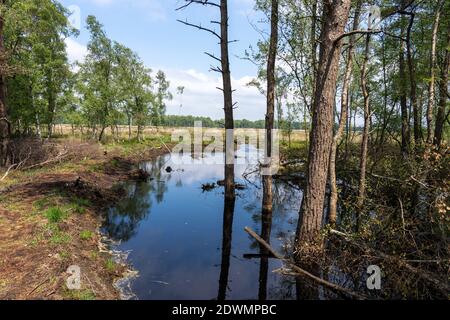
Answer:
[426,1,443,144]
[0,0,10,166]
[434,21,450,147]
[221,0,235,199]
[296,0,352,245]
[98,126,106,142]
[329,1,361,225]
[357,33,372,211]
[263,0,278,213]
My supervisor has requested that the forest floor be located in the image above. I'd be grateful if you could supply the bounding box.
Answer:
[0,135,173,300]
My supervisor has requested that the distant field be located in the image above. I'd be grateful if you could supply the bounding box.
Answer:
[52,124,309,142]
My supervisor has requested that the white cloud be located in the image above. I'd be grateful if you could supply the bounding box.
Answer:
[164,68,266,120]
[65,38,88,64]
[64,37,265,120]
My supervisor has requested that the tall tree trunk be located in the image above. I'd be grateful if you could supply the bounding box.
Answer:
[47,87,56,139]
[434,21,450,147]
[35,113,41,139]
[310,1,318,100]
[357,33,372,211]
[296,0,352,244]
[405,11,422,146]
[0,0,10,166]
[221,0,235,199]
[329,1,361,225]
[263,0,278,213]
[426,1,443,144]
[399,21,411,157]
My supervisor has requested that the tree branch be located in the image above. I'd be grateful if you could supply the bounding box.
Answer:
[176,19,221,40]
[245,227,367,300]
[204,51,221,63]
[176,0,221,11]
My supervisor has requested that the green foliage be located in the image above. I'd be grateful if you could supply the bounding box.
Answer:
[4,0,77,137]
[68,197,91,214]
[46,224,71,245]
[74,15,172,141]
[105,258,116,272]
[44,207,66,223]
[64,289,96,300]
[80,230,93,241]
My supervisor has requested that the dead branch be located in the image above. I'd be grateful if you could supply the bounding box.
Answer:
[0,163,18,181]
[176,0,220,11]
[244,227,367,300]
[329,229,450,295]
[21,151,69,171]
[176,19,221,40]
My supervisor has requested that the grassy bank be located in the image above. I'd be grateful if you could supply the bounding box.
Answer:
[0,134,172,300]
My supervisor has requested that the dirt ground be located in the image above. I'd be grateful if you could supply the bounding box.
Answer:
[0,139,171,300]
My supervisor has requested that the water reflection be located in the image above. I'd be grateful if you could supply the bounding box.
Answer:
[217,195,235,300]
[103,146,302,300]
[259,176,273,300]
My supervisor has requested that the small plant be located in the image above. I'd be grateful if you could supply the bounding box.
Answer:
[46,224,71,245]
[59,251,70,260]
[33,198,50,210]
[45,207,66,223]
[64,288,96,300]
[105,258,116,272]
[49,231,71,245]
[80,230,93,241]
[90,251,98,260]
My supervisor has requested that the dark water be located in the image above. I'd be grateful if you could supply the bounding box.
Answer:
[102,145,303,300]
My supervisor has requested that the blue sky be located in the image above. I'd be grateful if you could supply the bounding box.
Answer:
[60,0,268,120]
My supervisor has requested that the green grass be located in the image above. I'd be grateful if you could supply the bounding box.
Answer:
[59,250,70,260]
[45,224,71,245]
[105,258,116,272]
[49,230,71,245]
[80,230,93,241]
[44,207,66,223]
[33,198,50,211]
[64,289,96,300]
[65,197,91,214]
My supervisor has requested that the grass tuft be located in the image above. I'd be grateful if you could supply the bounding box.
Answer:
[45,207,66,223]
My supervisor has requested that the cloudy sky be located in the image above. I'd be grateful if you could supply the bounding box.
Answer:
[60,0,268,120]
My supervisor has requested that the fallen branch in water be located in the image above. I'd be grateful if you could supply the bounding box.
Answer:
[329,229,450,295]
[244,227,367,300]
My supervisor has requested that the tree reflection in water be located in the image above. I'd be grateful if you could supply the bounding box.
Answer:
[102,156,169,241]
[102,148,306,300]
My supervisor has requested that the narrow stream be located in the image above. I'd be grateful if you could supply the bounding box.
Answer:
[102,145,302,300]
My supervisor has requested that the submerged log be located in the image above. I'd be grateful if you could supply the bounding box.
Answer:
[244,227,367,300]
